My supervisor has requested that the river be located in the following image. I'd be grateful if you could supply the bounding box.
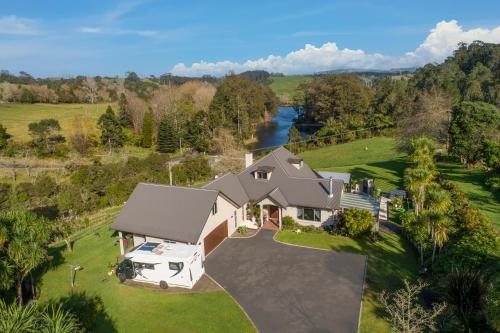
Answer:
[252,106,298,150]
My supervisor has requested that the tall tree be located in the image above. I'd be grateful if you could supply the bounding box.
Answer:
[97,105,125,150]
[28,119,66,157]
[157,116,177,153]
[0,123,11,149]
[0,210,51,304]
[449,101,499,165]
[117,93,132,127]
[141,111,153,148]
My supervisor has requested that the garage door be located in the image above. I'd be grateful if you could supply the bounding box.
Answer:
[204,220,228,255]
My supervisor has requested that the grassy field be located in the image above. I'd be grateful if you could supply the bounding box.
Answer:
[0,103,111,141]
[276,230,418,333]
[269,75,311,97]
[38,218,255,333]
[300,137,499,228]
[300,137,406,192]
[437,161,500,229]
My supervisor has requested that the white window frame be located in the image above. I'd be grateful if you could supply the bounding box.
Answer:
[297,207,321,222]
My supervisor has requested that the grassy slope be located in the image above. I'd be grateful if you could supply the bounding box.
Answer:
[300,137,406,192]
[276,231,418,333]
[38,220,254,333]
[0,103,111,141]
[269,76,311,97]
[437,162,500,229]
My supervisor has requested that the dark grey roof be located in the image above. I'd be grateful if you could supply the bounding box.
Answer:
[203,173,249,207]
[287,157,302,164]
[111,183,219,243]
[266,188,289,207]
[238,147,343,210]
[256,166,275,172]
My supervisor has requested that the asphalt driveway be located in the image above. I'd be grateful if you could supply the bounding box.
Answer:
[205,230,367,333]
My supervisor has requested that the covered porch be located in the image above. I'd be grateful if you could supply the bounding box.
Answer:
[257,197,284,230]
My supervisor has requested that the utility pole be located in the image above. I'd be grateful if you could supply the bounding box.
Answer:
[168,161,173,186]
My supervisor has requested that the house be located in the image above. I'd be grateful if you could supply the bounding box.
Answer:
[111,146,373,288]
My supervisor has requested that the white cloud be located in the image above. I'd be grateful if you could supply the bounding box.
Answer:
[171,20,500,76]
[0,15,39,35]
[80,27,157,37]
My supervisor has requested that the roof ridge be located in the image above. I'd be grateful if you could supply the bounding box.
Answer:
[201,172,233,188]
[139,182,219,193]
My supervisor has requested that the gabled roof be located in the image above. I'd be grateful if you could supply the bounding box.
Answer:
[238,146,342,210]
[111,183,219,244]
[266,187,289,207]
[203,173,249,207]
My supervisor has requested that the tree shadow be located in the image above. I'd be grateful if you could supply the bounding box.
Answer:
[46,291,118,333]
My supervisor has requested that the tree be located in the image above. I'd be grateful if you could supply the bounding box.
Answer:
[449,101,499,165]
[141,111,153,148]
[425,184,452,263]
[0,123,11,149]
[157,116,177,153]
[401,211,428,265]
[0,300,81,333]
[97,105,125,150]
[20,88,35,103]
[0,210,51,304]
[338,208,374,238]
[302,74,372,126]
[117,93,132,127]
[379,280,446,333]
[447,268,490,332]
[404,136,436,216]
[28,119,66,157]
[184,111,210,152]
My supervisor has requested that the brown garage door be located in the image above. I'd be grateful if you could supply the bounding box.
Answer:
[204,220,228,255]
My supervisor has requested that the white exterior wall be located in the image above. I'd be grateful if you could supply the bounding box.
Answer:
[133,235,146,247]
[198,194,239,244]
[282,206,336,227]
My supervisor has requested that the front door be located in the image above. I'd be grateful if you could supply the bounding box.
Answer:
[269,206,279,220]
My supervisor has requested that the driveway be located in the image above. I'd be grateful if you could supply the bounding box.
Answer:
[205,230,367,333]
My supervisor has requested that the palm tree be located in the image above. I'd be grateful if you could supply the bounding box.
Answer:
[432,216,451,263]
[0,300,80,333]
[0,210,51,304]
[425,185,452,263]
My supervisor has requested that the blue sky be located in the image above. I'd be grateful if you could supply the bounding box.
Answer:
[1,0,499,77]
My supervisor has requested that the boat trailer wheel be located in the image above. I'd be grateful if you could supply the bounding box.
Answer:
[159,280,169,289]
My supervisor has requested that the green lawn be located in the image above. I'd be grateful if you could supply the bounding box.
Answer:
[300,137,406,192]
[275,230,418,333]
[0,103,111,141]
[437,161,500,229]
[38,218,255,333]
[269,75,311,98]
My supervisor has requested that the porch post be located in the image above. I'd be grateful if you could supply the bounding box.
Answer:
[118,231,125,255]
[259,204,264,226]
[278,208,282,230]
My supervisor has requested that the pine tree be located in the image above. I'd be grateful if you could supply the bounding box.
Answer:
[141,112,153,148]
[97,105,125,149]
[117,93,132,127]
[157,117,178,153]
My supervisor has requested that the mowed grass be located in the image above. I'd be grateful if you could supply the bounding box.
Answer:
[0,103,111,141]
[275,230,418,333]
[437,161,500,229]
[269,75,312,97]
[299,136,499,228]
[38,221,255,333]
[300,137,406,192]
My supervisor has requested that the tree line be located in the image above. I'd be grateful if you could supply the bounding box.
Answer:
[290,41,499,192]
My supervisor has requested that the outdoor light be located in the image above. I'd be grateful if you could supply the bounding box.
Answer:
[69,264,81,288]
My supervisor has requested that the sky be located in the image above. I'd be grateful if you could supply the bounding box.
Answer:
[1,0,499,77]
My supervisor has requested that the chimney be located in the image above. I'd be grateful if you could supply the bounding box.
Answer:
[328,177,334,198]
[245,153,253,168]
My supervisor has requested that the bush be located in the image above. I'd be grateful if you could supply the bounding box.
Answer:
[237,226,248,234]
[282,216,298,230]
[301,225,323,233]
[338,208,374,238]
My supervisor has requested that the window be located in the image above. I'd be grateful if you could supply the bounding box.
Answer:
[256,171,268,180]
[169,262,184,271]
[297,207,321,222]
[133,262,155,270]
[211,202,218,215]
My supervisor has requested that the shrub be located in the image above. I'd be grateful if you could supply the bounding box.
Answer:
[237,226,248,234]
[338,208,374,238]
[301,225,323,233]
[281,216,298,230]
